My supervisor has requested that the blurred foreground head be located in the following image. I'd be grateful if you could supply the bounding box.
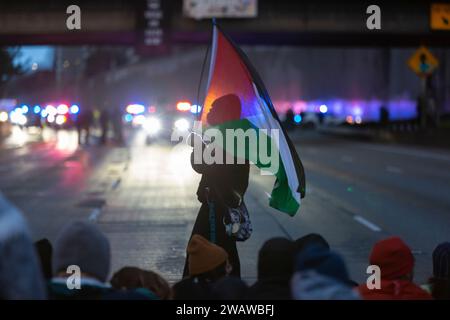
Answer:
[35,238,53,280]
[0,193,46,299]
[53,221,110,282]
[432,242,450,280]
[187,234,230,281]
[110,266,172,300]
[429,242,450,300]
[257,237,295,280]
[295,244,351,285]
[369,236,414,280]
[291,244,359,300]
[211,276,249,300]
[295,233,330,254]
[358,236,431,300]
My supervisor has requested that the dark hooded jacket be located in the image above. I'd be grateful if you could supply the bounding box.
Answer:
[246,238,295,300]
[191,144,249,208]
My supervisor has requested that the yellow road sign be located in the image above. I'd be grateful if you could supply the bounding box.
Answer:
[431,3,450,30]
[407,46,439,77]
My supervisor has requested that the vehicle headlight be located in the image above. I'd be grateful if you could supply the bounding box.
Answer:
[132,114,146,126]
[174,118,190,132]
[18,115,28,126]
[143,117,161,134]
[10,111,27,125]
[0,111,8,122]
[55,115,67,125]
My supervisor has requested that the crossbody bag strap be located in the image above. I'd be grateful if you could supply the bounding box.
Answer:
[205,187,216,244]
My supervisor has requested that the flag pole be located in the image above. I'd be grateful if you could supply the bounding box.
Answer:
[194,19,216,121]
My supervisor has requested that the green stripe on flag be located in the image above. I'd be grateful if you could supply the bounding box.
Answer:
[203,119,300,216]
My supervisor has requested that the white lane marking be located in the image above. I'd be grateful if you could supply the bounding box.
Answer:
[353,215,382,232]
[341,156,354,163]
[88,208,102,222]
[265,192,272,199]
[111,178,121,190]
[386,165,403,174]
[362,144,450,163]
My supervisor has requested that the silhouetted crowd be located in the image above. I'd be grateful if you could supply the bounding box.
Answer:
[1,193,449,300]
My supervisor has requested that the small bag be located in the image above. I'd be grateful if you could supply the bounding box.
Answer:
[223,201,252,242]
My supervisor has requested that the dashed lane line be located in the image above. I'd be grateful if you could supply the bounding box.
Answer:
[386,165,403,174]
[353,215,382,232]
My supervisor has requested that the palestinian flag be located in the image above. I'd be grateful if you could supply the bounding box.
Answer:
[199,22,306,216]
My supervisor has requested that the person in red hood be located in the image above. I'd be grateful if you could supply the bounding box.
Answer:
[358,236,432,300]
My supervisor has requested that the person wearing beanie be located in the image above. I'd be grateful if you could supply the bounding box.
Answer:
[52,221,111,282]
[110,267,172,300]
[48,221,149,300]
[295,244,354,286]
[187,234,230,278]
[426,242,450,300]
[358,236,432,300]
[173,235,231,300]
[246,237,295,300]
[291,244,360,300]
[294,233,330,255]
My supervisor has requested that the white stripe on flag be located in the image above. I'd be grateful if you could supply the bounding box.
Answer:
[249,83,301,204]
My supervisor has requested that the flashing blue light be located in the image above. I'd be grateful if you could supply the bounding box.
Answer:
[70,105,80,114]
[21,105,29,113]
[124,114,133,122]
[33,105,41,114]
[319,104,328,114]
[190,104,202,114]
[294,114,302,123]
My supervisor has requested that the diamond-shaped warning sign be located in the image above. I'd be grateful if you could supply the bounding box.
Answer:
[431,3,450,30]
[407,46,439,77]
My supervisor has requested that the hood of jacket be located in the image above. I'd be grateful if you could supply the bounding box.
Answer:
[358,279,432,300]
[291,270,360,300]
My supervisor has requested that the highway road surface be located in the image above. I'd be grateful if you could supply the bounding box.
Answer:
[1,126,449,284]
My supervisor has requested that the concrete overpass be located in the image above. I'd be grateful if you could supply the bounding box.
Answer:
[0,0,449,47]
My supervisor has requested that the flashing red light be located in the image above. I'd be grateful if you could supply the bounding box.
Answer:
[346,115,354,124]
[176,101,191,112]
[57,104,69,114]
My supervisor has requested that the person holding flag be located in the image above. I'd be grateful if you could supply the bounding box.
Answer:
[183,21,306,279]
[183,95,250,279]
